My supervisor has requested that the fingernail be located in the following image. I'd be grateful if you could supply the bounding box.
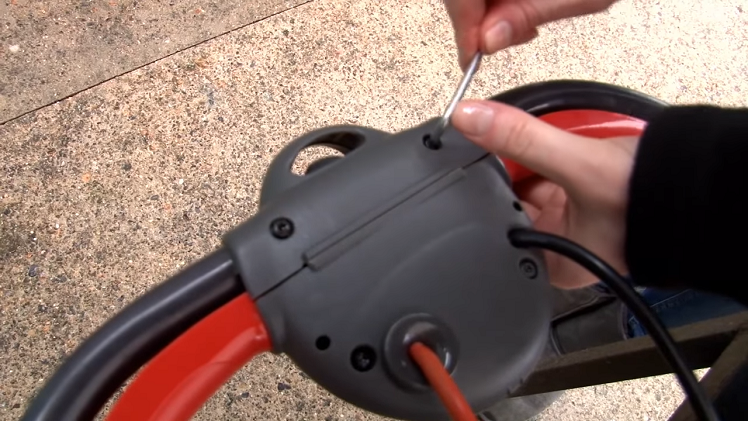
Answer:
[453,102,494,136]
[484,21,512,53]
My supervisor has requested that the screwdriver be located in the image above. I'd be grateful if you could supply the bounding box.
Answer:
[426,52,483,149]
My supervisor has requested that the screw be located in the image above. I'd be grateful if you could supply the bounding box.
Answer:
[270,217,294,239]
[351,345,377,372]
[519,258,538,279]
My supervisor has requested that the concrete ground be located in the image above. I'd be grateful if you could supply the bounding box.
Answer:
[1,0,746,420]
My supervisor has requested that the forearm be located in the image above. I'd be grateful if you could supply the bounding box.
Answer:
[625,105,748,305]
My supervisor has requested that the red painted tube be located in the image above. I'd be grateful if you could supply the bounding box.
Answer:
[105,294,271,421]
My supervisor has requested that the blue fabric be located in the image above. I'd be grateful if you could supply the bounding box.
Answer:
[626,287,747,338]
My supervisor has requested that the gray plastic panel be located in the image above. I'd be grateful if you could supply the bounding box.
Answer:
[256,157,549,420]
[224,119,550,421]
[224,120,493,299]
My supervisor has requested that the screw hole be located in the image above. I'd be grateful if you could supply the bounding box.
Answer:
[422,134,442,150]
[315,336,331,351]
[513,201,523,212]
[519,258,539,279]
[351,345,377,372]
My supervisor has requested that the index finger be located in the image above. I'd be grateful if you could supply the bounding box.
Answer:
[443,0,486,70]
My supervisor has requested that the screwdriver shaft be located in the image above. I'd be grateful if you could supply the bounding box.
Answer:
[430,52,483,143]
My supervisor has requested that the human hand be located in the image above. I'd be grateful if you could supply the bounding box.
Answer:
[452,100,636,289]
[444,0,618,69]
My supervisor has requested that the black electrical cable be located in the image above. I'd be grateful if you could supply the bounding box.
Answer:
[508,228,721,421]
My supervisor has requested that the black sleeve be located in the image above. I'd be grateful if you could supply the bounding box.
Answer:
[625,105,748,306]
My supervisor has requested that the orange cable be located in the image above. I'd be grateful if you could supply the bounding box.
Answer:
[408,342,477,421]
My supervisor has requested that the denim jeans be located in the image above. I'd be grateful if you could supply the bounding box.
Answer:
[626,287,747,338]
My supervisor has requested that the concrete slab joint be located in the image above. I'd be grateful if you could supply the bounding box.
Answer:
[0,0,310,123]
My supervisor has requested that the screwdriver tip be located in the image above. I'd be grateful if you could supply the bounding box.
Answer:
[429,52,483,143]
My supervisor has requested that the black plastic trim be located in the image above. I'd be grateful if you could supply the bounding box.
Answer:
[490,80,667,120]
[21,248,243,421]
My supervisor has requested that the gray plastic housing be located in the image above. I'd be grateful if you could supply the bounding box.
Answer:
[223,119,551,421]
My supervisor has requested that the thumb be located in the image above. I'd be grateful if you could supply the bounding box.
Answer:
[451,100,595,186]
